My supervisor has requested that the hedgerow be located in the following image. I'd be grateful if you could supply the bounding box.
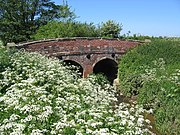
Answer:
[118,39,180,134]
[0,49,155,135]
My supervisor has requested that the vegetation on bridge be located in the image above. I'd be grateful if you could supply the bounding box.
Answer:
[118,39,180,134]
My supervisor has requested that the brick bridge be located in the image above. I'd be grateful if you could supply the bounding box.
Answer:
[15,37,142,83]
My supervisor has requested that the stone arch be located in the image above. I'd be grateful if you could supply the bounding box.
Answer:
[93,58,118,84]
[63,60,83,77]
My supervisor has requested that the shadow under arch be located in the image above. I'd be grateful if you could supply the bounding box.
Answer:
[93,58,118,84]
[63,60,83,77]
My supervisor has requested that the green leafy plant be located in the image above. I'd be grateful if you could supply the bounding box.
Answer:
[0,50,155,134]
[118,39,180,134]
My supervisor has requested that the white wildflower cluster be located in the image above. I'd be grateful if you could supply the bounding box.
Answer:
[141,58,167,82]
[0,51,154,134]
[169,69,180,85]
[153,58,165,70]
[142,58,179,95]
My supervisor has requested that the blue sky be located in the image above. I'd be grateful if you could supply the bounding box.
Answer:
[54,0,180,37]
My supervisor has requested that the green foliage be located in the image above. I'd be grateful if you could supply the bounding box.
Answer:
[89,73,110,86]
[0,47,13,72]
[100,20,122,38]
[0,47,9,72]
[0,40,3,46]
[32,21,100,39]
[33,19,125,40]
[0,50,155,135]
[119,40,180,95]
[0,47,17,94]
[0,0,76,44]
[118,39,180,134]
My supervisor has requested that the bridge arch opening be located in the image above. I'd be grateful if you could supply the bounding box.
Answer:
[93,58,118,84]
[63,60,83,77]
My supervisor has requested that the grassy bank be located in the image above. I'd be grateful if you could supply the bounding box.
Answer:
[118,39,180,134]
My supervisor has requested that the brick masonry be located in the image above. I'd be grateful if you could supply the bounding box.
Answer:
[15,37,142,79]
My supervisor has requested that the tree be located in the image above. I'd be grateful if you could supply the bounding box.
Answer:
[0,0,75,44]
[100,20,122,38]
[32,21,100,39]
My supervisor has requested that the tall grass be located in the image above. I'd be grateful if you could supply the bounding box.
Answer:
[118,39,180,134]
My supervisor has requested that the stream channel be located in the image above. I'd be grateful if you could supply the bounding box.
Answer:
[116,93,161,135]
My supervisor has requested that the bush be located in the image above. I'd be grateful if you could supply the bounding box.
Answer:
[0,50,155,134]
[0,46,16,73]
[118,39,180,134]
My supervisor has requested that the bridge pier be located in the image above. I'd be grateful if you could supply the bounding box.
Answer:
[83,65,93,78]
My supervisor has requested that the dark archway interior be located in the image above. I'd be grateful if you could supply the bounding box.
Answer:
[93,58,118,84]
[63,60,83,77]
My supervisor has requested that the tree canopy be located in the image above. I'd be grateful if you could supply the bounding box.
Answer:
[100,20,122,38]
[32,21,100,39]
[33,20,123,40]
[0,0,75,44]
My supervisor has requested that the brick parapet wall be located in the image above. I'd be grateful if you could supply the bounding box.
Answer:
[15,37,143,56]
